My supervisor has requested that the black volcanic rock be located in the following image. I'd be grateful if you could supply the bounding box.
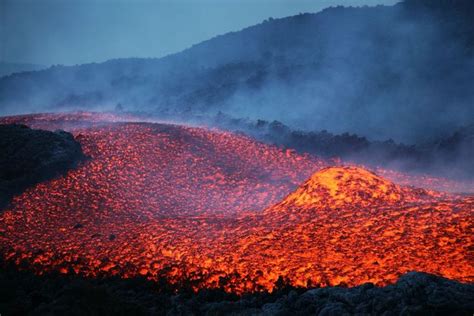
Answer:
[260,272,474,315]
[0,124,85,210]
[0,264,472,315]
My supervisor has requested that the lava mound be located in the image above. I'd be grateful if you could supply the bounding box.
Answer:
[249,167,474,290]
[269,166,433,213]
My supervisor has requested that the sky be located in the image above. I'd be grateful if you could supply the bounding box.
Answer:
[0,0,400,66]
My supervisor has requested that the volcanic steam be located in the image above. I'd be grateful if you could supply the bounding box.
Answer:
[0,113,472,294]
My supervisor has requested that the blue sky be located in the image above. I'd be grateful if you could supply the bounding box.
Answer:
[1,0,400,65]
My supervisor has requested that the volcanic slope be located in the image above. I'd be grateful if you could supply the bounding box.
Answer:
[0,113,324,288]
[237,167,473,289]
[0,114,472,295]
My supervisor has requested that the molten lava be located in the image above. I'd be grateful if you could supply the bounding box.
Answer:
[0,113,472,294]
[270,166,437,211]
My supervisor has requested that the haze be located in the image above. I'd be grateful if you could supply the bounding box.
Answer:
[1,0,399,66]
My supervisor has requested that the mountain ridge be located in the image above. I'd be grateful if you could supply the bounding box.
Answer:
[1,0,473,143]
[0,62,47,78]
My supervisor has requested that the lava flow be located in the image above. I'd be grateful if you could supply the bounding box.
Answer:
[0,113,472,294]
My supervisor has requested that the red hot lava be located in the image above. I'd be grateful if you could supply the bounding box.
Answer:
[0,113,472,294]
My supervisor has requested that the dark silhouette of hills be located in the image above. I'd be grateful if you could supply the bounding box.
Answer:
[0,0,473,144]
[0,62,47,78]
[132,110,474,180]
[217,116,474,180]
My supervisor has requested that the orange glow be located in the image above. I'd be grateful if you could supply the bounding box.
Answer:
[0,113,472,294]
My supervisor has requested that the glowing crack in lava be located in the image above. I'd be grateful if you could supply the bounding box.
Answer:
[0,113,472,294]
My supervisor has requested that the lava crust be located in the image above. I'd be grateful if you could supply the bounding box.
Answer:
[0,113,472,295]
[0,124,85,210]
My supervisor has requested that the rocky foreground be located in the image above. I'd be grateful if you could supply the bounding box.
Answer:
[1,265,473,315]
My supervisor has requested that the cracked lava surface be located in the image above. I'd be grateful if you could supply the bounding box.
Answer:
[0,112,472,293]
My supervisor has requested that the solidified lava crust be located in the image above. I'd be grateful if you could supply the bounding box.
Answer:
[0,113,472,294]
[0,124,85,210]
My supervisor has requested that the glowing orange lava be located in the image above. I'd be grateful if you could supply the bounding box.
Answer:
[0,113,472,294]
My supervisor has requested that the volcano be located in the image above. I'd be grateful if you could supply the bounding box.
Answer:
[0,113,472,296]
